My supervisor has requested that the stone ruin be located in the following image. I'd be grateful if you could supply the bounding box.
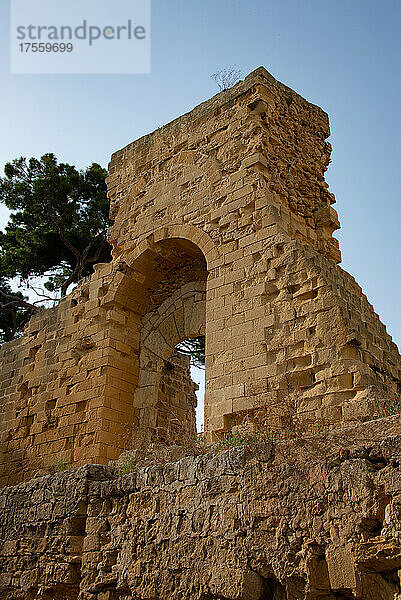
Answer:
[1,67,401,599]
[1,66,400,485]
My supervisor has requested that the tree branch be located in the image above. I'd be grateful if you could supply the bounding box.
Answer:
[85,233,106,264]
[0,288,38,312]
[58,230,82,260]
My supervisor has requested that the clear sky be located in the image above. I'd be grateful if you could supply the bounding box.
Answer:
[1,0,400,366]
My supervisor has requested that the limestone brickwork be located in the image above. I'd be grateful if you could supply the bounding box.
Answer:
[154,350,198,448]
[1,416,401,599]
[0,282,199,486]
[1,66,401,486]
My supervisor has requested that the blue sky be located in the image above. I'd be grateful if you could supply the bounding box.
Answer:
[1,1,400,423]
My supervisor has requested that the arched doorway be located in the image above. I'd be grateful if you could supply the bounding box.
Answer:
[130,237,207,449]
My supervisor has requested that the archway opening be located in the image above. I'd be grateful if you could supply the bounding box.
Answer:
[175,335,205,433]
[130,237,208,450]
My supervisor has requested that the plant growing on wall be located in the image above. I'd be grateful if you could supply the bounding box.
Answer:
[0,153,111,342]
[211,66,242,91]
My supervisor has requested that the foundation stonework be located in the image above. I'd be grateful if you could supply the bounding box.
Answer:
[0,67,400,487]
[1,417,401,599]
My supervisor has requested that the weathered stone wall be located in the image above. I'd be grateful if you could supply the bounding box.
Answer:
[1,416,401,600]
[0,277,199,487]
[154,350,198,448]
[1,66,401,485]
[0,283,112,489]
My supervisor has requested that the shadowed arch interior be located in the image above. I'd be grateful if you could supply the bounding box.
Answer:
[128,237,208,449]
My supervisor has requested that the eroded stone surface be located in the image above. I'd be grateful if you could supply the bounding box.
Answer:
[1,417,401,599]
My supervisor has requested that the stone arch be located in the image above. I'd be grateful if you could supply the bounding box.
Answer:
[123,224,219,271]
[133,280,206,448]
[110,232,212,450]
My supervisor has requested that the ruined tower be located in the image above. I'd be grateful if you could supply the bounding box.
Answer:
[1,67,400,486]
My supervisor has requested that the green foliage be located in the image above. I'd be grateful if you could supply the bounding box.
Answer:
[49,458,75,473]
[0,153,111,342]
[215,430,269,452]
[375,398,401,419]
[0,277,34,343]
[0,153,111,294]
[176,335,205,368]
[215,428,320,452]
[116,455,136,477]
